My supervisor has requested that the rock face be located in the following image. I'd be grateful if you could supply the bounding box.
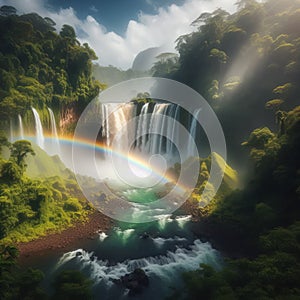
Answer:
[59,103,80,135]
[140,232,150,240]
[113,268,149,296]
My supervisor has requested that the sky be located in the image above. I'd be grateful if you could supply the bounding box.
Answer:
[0,0,236,69]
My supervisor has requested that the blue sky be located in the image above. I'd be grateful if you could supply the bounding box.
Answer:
[47,0,186,35]
[0,0,236,69]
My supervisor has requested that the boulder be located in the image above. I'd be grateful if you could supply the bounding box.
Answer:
[112,268,149,296]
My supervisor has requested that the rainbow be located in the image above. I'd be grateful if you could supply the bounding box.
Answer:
[21,134,188,193]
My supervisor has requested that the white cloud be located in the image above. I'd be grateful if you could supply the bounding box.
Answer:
[0,0,236,69]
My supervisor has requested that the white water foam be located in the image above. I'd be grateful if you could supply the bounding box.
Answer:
[115,228,135,242]
[55,239,220,287]
[152,236,187,248]
[99,232,108,242]
[175,215,192,228]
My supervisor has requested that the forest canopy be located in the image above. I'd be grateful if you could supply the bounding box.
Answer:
[0,10,103,124]
[152,0,300,166]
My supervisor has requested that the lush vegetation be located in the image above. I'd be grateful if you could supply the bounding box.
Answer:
[0,9,98,299]
[153,0,300,166]
[174,105,300,299]
[1,0,300,299]
[0,244,92,299]
[0,133,92,244]
[93,64,149,87]
[152,1,300,298]
[0,8,104,131]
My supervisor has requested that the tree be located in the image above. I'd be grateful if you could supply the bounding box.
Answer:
[265,99,284,111]
[0,161,23,182]
[52,270,93,300]
[0,131,10,152]
[272,83,293,100]
[0,245,46,299]
[44,17,56,27]
[0,5,17,16]
[10,140,35,169]
[60,24,77,44]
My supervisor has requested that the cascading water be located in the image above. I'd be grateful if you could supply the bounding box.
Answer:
[26,102,220,300]
[102,104,110,147]
[18,114,24,139]
[148,104,167,154]
[170,105,180,154]
[187,108,201,158]
[31,107,45,149]
[158,105,169,153]
[100,102,199,159]
[49,217,220,300]
[139,103,150,150]
[47,107,60,155]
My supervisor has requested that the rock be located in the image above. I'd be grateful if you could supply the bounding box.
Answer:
[76,251,82,257]
[140,232,150,240]
[111,278,122,285]
[90,254,97,261]
[113,268,149,296]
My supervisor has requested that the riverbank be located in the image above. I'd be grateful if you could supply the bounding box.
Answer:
[178,200,250,259]
[17,210,114,265]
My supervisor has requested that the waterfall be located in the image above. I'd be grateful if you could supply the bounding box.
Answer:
[148,104,169,154]
[127,104,137,150]
[112,104,128,150]
[9,119,13,142]
[165,105,175,153]
[158,105,169,153]
[18,114,24,139]
[103,104,110,147]
[136,103,149,150]
[31,107,45,149]
[140,103,151,151]
[48,107,60,154]
[170,105,180,153]
[187,109,201,158]
[98,103,201,159]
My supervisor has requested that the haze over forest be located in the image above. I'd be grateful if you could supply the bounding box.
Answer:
[0,0,300,299]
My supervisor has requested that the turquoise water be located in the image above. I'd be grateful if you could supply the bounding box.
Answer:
[123,188,157,204]
[33,188,221,300]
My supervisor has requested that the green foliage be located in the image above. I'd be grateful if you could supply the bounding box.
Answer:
[0,135,90,243]
[0,245,47,300]
[273,83,294,100]
[209,48,228,64]
[60,25,76,41]
[52,270,93,300]
[151,53,179,77]
[242,127,280,166]
[265,99,284,111]
[10,140,35,169]
[25,144,70,178]
[0,161,23,183]
[0,11,103,127]
[131,92,154,104]
[63,198,83,212]
[92,64,148,87]
[178,264,235,300]
[0,5,17,17]
[0,131,9,152]
[161,0,300,165]
[180,105,300,299]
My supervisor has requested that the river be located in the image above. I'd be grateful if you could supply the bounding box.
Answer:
[29,187,221,300]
